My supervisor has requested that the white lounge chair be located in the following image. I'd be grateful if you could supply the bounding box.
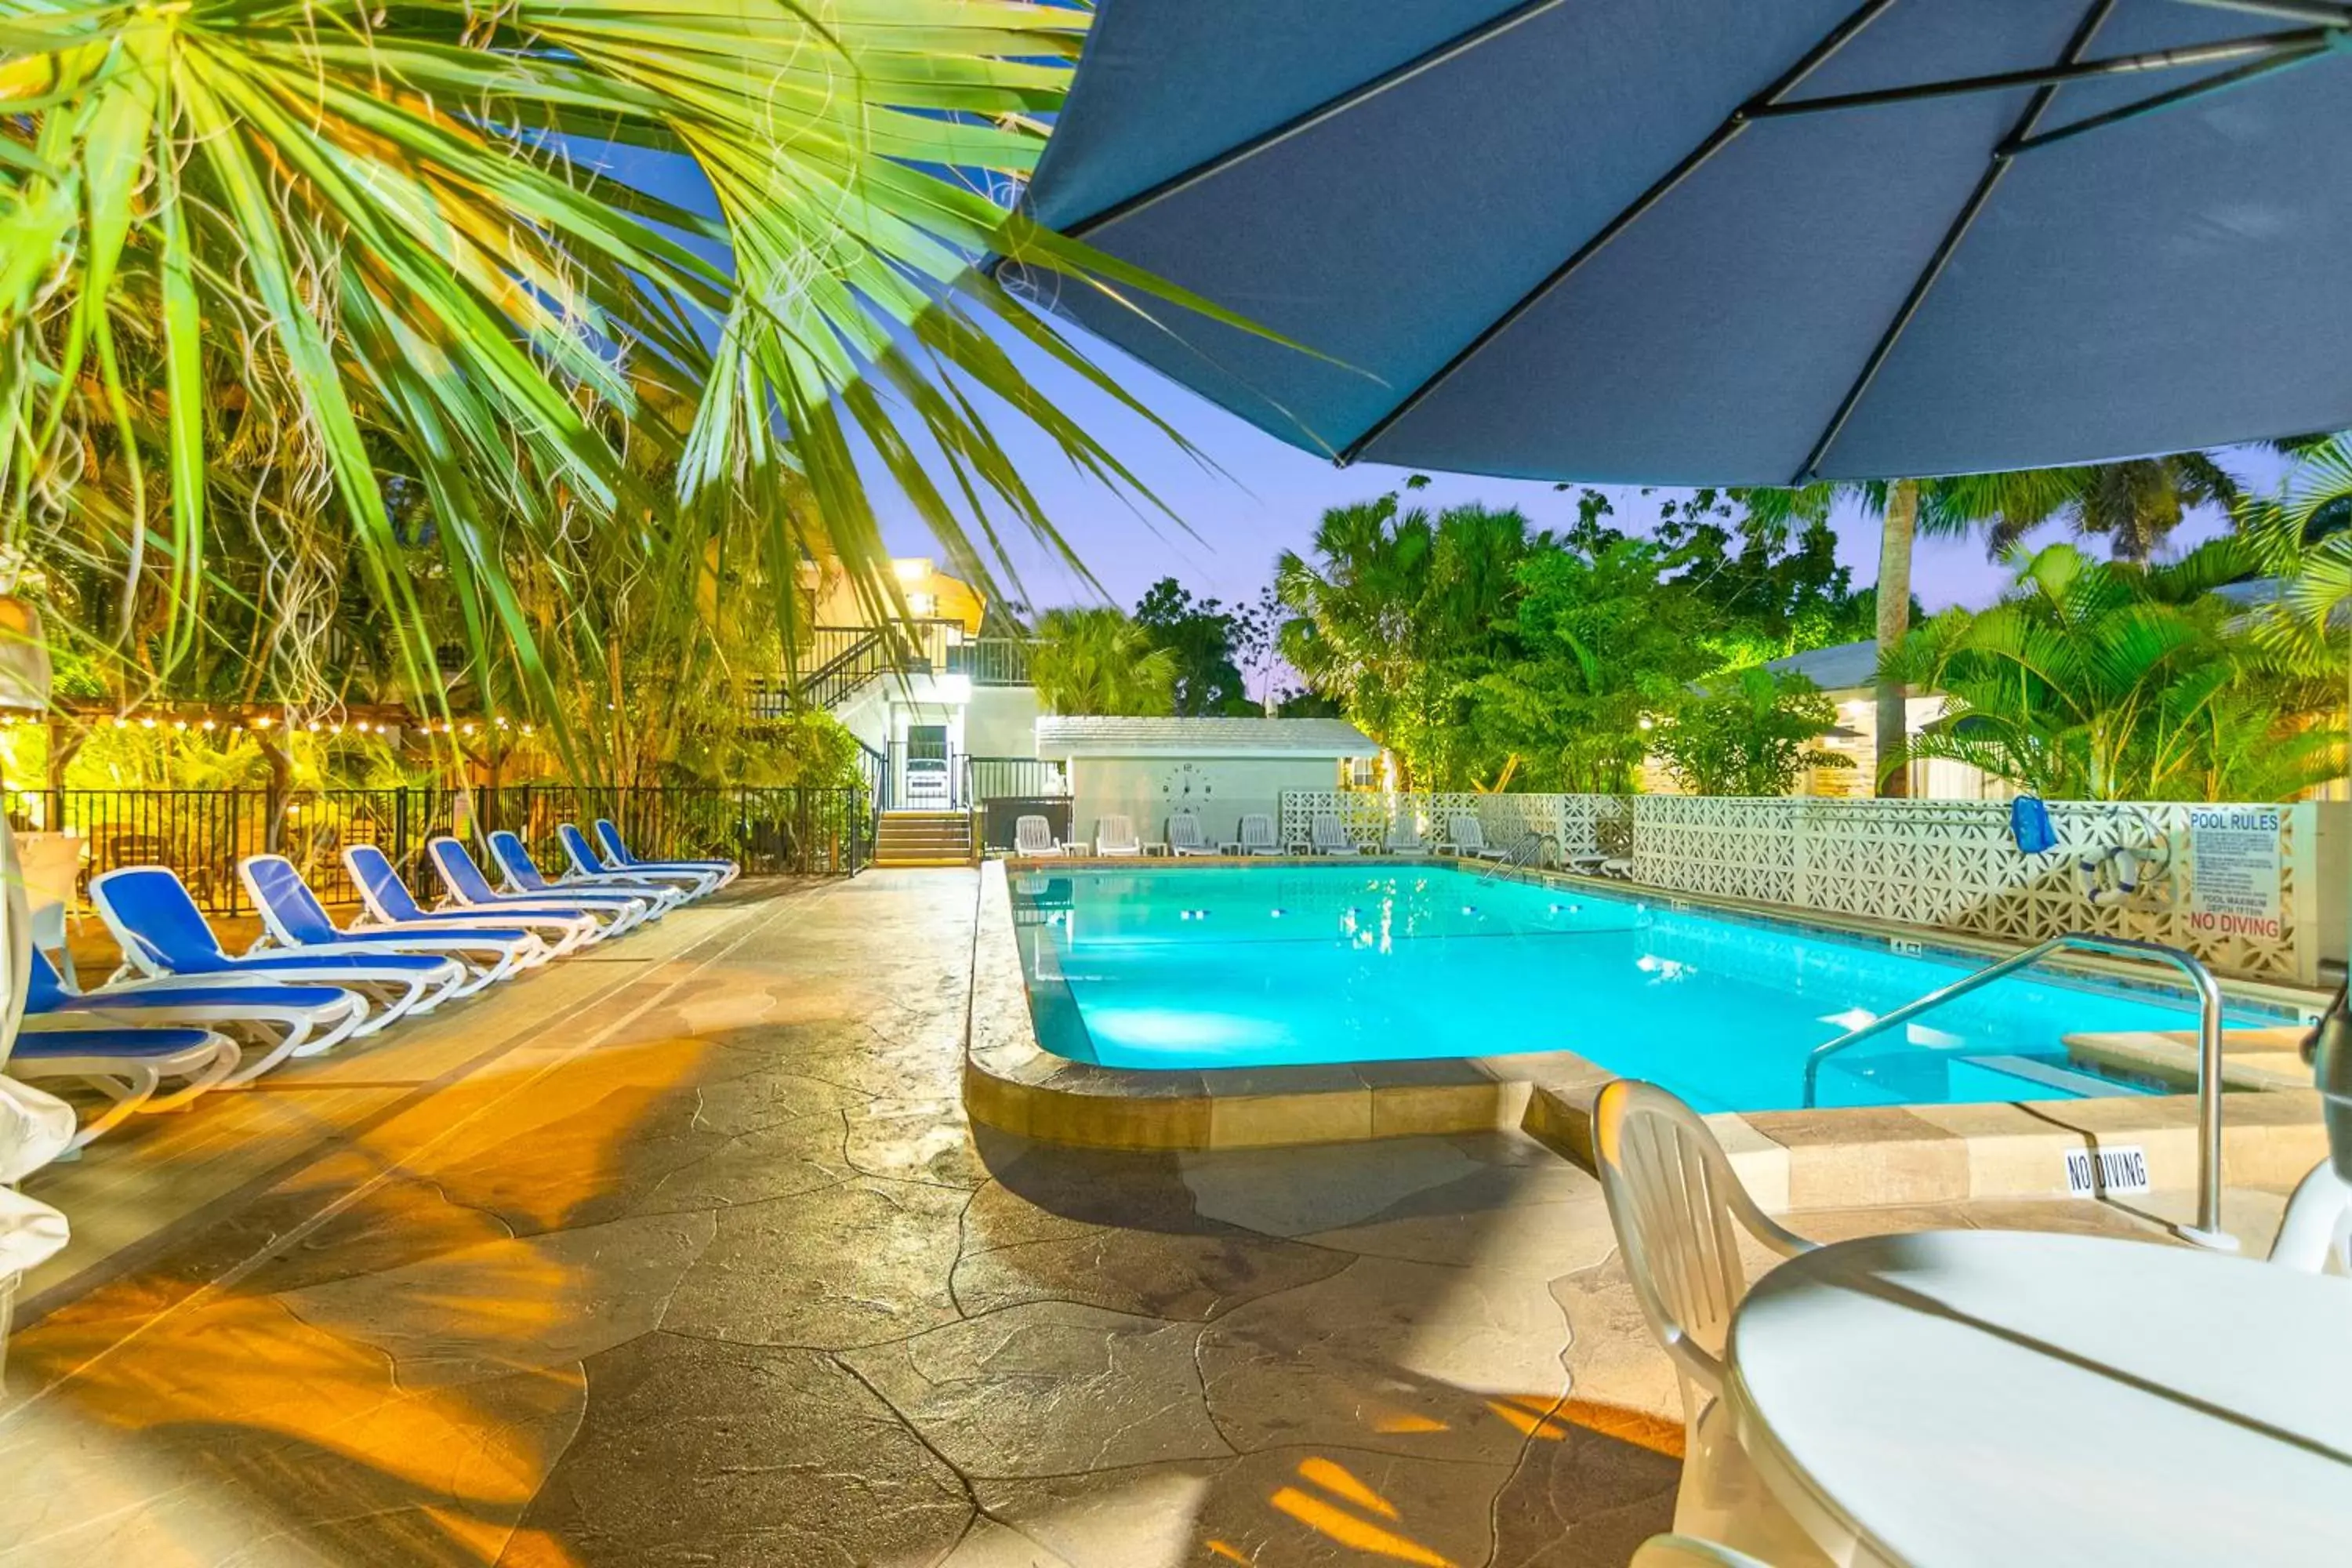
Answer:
[1234,814,1282,856]
[9,1023,242,1149]
[562,823,719,902]
[1013,815,1069,858]
[347,845,601,957]
[2270,1159,2352,1274]
[1166,813,1217,857]
[243,855,549,996]
[92,866,466,1040]
[1595,1079,1835,1564]
[1445,814,1510,861]
[1309,814,1363,856]
[1384,817,1432,858]
[1094,815,1142,857]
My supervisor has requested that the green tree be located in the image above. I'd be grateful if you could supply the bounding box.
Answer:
[1745,470,2089,797]
[1029,608,1177,717]
[1886,543,2340,801]
[1276,496,1536,789]
[1650,667,1844,797]
[2,2,1255,728]
[1132,579,1250,715]
[1472,537,1711,793]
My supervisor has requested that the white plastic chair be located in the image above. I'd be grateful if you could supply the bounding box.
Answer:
[1013,815,1064,858]
[1595,1079,1836,1565]
[1309,814,1363,856]
[1384,817,1432,858]
[1166,813,1216,857]
[1446,814,1508,860]
[2270,1159,2352,1274]
[1094,815,1142,857]
[1234,814,1282,856]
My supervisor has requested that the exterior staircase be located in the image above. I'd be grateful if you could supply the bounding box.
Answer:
[873,809,973,869]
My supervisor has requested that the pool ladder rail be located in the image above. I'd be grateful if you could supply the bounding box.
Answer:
[1800,931,2237,1254]
[1475,832,1557,880]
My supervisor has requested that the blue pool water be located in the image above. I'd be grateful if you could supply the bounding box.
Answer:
[1009,865,2284,1112]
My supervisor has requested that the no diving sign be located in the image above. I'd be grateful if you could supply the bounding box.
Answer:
[2186,807,2284,941]
[2063,1146,2151,1197]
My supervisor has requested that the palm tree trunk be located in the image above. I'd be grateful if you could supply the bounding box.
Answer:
[1875,479,1919,798]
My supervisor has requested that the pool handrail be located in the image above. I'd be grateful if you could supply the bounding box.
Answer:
[1799,931,2232,1251]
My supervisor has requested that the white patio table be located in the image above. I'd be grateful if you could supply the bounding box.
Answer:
[1723,1229,2352,1567]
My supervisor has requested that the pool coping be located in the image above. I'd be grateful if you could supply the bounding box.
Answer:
[961,859,2329,1208]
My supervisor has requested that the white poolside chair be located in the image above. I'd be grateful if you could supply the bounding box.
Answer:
[1234,814,1282,857]
[1166,813,1217,857]
[1093,815,1142,857]
[1595,1080,1838,1565]
[1383,817,1432,858]
[1309,814,1363,856]
[2270,1160,2352,1274]
[1445,814,1510,861]
[1013,815,1066,858]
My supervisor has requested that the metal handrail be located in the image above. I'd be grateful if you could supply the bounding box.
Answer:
[1477,830,1557,880]
[1801,931,2235,1251]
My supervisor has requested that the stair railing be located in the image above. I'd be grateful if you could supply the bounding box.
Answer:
[1800,931,2234,1251]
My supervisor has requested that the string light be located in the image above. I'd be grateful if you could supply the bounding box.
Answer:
[199,719,216,731]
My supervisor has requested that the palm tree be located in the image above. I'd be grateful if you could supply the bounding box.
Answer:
[1884,542,2339,801]
[1275,495,1532,789]
[1745,460,2227,797]
[1029,608,1177,717]
[1974,453,2241,561]
[0,2,1251,726]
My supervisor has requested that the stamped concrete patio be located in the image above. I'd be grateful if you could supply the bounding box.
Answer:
[0,872,2279,1567]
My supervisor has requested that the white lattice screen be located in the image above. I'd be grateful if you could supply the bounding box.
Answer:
[1280,790,2325,983]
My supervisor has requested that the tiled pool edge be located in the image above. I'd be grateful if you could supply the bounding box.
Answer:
[962,861,2329,1204]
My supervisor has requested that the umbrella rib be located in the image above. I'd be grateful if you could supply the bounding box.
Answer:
[1790,0,2121,485]
[1059,0,1573,244]
[1332,0,1905,468]
[1748,29,2327,117]
[2006,41,2339,154]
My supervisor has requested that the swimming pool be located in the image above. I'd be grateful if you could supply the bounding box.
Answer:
[1008,864,2279,1112]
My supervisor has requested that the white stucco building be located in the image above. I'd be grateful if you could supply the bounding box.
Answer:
[1033,717,1380,848]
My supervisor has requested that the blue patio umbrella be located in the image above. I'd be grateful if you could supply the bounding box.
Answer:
[1022,0,2352,1190]
[1018,0,2352,487]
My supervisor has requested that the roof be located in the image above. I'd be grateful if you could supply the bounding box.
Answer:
[1033,716,1378,760]
[1763,639,1881,695]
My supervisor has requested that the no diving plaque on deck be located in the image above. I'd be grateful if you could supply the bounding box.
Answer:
[2187,806,2284,942]
[2063,1146,2151,1197]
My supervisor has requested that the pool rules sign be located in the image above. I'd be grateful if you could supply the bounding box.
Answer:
[2186,807,2285,942]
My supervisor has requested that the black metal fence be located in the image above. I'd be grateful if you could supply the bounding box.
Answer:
[6,782,869,916]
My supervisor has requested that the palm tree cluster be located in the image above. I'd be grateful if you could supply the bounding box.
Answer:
[1888,542,2341,802]
[0,0,1240,771]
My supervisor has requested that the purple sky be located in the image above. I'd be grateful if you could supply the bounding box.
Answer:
[870,311,2288,626]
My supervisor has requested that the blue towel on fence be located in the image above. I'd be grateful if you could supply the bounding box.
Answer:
[2009,796,2057,855]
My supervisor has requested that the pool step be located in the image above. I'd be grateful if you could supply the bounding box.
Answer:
[874,810,973,868]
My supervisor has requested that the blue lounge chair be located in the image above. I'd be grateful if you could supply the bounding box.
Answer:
[428,837,655,935]
[594,818,740,890]
[345,845,601,957]
[558,823,717,901]
[242,855,549,997]
[486,831,683,919]
[90,866,466,1037]
[8,1023,241,1148]
[26,947,368,1084]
